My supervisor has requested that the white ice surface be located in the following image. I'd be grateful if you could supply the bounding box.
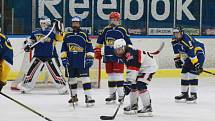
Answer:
[1,78,215,121]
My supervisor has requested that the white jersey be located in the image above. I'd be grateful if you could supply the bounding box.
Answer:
[139,53,158,73]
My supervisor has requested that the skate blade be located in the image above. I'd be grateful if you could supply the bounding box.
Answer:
[124,110,138,115]
[86,103,95,107]
[137,112,153,117]
[175,99,186,103]
[186,100,197,104]
[106,101,116,105]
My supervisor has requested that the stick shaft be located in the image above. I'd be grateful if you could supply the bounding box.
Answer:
[0,92,53,121]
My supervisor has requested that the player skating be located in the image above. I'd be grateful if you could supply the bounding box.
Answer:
[94,12,132,104]
[61,16,95,106]
[18,16,67,94]
[113,39,161,117]
[171,27,205,103]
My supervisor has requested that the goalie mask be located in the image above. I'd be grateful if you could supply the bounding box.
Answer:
[114,39,126,57]
[40,16,51,31]
[71,16,81,30]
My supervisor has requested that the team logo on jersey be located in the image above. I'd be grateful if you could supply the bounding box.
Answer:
[125,52,134,61]
[35,34,51,42]
[67,43,84,52]
[105,37,115,47]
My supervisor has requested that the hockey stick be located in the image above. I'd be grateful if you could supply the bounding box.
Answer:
[0,92,53,121]
[65,65,75,109]
[14,22,56,58]
[30,22,56,49]
[203,70,215,76]
[100,94,126,120]
[98,58,101,88]
[149,41,165,55]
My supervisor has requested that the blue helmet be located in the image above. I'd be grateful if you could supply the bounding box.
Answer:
[71,16,82,22]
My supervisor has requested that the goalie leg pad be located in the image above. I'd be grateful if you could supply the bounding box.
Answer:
[20,58,43,92]
[45,58,67,94]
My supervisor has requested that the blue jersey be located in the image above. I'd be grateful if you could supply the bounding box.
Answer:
[30,28,63,58]
[171,33,205,65]
[61,29,93,69]
[0,33,13,65]
[96,25,132,63]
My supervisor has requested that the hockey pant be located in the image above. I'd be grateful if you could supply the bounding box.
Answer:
[0,60,11,86]
[19,57,67,94]
[129,73,155,107]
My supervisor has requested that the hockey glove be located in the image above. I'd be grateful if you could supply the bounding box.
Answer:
[24,44,31,52]
[194,62,203,74]
[174,57,183,68]
[94,48,102,59]
[85,57,94,68]
[62,58,69,68]
[124,82,132,95]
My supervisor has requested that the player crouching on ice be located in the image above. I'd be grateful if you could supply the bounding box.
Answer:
[18,16,68,94]
[172,27,205,103]
[113,39,161,117]
[0,33,13,92]
[61,16,95,106]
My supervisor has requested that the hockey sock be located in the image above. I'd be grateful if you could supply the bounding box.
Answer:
[130,84,138,105]
[116,80,124,97]
[181,79,189,93]
[83,83,92,96]
[139,89,151,107]
[108,81,117,95]
[68,78,78,96]
[189,79,198,93]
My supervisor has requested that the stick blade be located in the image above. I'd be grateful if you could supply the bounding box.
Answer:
[100,116,114,120]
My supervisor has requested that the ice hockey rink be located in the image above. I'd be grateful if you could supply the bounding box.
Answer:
[1,37,215,121]
[1,77,215,121]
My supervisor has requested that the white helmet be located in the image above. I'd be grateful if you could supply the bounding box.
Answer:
[114,39,126,49]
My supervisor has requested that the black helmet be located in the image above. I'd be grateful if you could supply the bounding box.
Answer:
[173,26,184,33]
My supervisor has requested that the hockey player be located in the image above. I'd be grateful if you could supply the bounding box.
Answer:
[61,16,95,106]
[94,12,132,103]
[171,27,205,103]
[113,39,159,117]
[18,16,67,94]
[0,33,13,91]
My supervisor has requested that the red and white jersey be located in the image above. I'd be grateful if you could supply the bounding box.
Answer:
[122,47,158,82]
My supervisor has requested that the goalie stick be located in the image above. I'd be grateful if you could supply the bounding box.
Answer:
[14,22,56,58]
[100,94,126,120]
[0,92,53,121]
